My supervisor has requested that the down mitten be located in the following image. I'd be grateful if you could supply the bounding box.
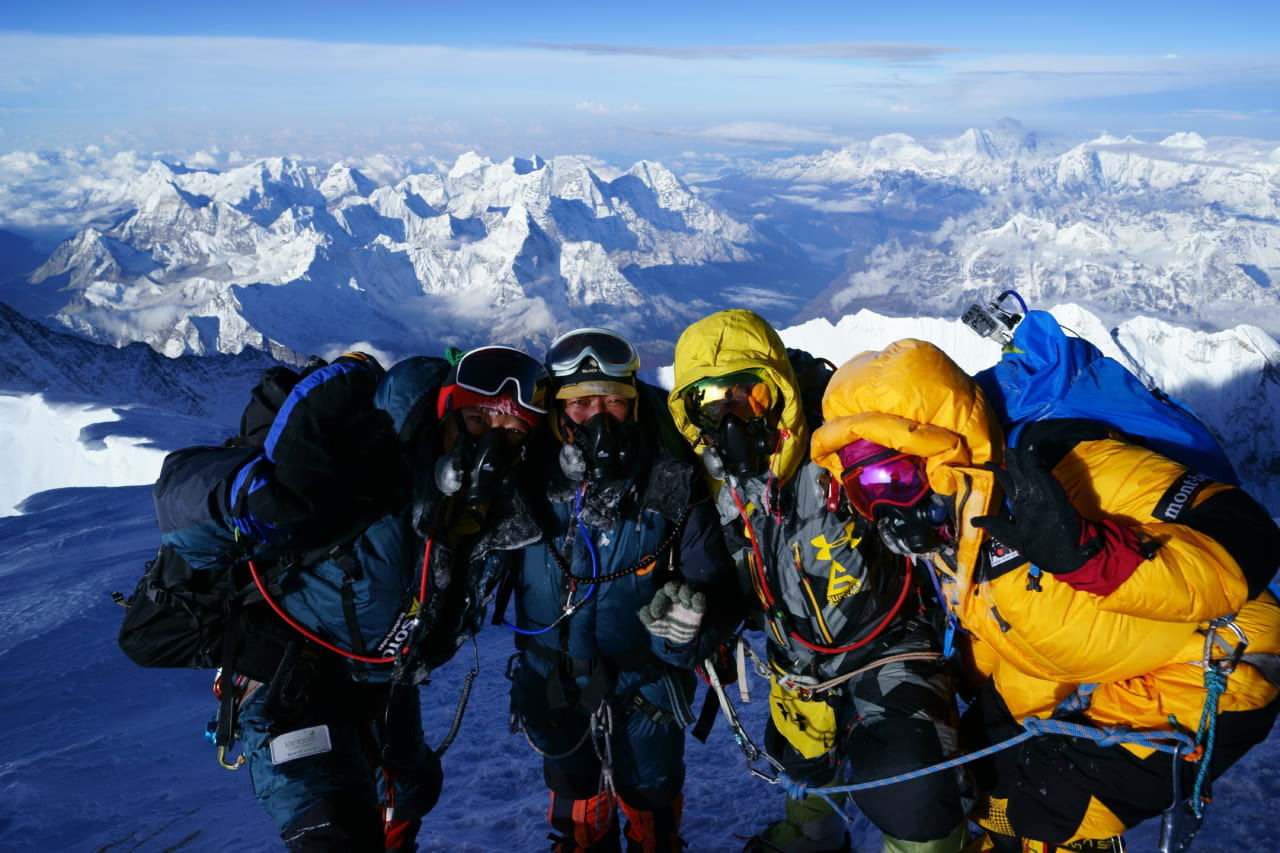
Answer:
[638,581,706,645]
[241,353,400,544]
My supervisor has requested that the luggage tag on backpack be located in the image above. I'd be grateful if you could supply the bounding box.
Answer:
[268,724,333,765]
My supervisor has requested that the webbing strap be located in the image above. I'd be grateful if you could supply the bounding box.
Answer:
[332,544,370,680]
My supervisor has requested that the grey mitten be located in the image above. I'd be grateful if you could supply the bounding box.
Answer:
[638,581,706,645]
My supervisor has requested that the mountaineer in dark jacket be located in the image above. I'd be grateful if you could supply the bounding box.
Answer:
[153,346,548,852]
[668,311,970,853]
[501,328,742,853]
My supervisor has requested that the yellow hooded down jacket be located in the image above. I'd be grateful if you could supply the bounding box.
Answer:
[667,308,811,484]
[810,338,1280,739]
[668,310,915,682]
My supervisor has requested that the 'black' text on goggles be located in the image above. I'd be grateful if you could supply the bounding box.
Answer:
[546,328,640,378]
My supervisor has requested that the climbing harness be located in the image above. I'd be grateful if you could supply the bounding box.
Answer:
[773,650,947,699]
[704,639,946,784]
[709,615,1250,844]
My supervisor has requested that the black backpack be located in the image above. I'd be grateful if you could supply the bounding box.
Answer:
[113,363,313,679]
[114,538,296,681]
[786,347,837,429]
[112,360,394,765]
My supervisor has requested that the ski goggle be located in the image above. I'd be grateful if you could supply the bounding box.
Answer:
[838,444,930,521]
[682,372,774,431]
[546,328,640,378]
[450,346,549,414]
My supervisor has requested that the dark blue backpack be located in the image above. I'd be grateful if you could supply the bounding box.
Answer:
[974,309,1239,485]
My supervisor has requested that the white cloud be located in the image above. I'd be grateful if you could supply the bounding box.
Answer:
[678,122,855,148]
[516,41,958,62]
[3,31,1278,164]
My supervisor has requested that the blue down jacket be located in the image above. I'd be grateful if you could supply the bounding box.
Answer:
[508,398,741,721]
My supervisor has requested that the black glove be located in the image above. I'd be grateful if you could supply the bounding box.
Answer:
[971,447,1101,575]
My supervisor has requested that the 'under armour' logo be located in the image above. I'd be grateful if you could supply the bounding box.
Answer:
[810,522,863,604]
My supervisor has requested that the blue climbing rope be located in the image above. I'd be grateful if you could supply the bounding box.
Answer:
[774,714,1199,813]
[1190,668,1227,818]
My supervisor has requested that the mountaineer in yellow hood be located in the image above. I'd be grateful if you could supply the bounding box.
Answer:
[669,310,970,853]
[811,337,1280,852]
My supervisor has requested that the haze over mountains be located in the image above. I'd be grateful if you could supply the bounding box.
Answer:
[2,120,1277,369]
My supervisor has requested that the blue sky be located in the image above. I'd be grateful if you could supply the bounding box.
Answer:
[3,0,1278,166]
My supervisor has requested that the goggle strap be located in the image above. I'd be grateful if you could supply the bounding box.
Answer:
[838,447,903,479]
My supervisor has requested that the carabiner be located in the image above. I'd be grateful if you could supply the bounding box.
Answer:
[1202,616,1249,675]
[217,743,245,771]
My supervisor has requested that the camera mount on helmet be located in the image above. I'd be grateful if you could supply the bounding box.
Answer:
[961,290,1027,348]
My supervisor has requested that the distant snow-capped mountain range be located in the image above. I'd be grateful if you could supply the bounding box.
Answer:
[2,120,1277,367]
[5,152,806,366]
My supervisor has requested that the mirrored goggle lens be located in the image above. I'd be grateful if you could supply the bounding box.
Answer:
[840,453,929,520]
[546,329,639,378]
[454,346,549,413]
[683,372,773,430]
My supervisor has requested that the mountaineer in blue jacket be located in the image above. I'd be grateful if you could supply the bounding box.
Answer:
[501,328,743,853]
[153,346,548,852]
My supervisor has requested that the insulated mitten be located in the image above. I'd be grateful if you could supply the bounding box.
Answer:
[638,582,706,645]
[267,352,390,498]
[971,447,1101,575]
[236,352,397,546]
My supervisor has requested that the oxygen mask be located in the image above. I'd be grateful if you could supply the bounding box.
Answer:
[682,372,778,480]
[875,495,951,556]
[435,424,513,509]
[560,411,637,482]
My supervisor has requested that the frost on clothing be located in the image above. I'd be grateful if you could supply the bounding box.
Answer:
[503,377,741,853]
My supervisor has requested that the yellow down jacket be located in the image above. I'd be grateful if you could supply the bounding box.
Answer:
[810,338,1280,739]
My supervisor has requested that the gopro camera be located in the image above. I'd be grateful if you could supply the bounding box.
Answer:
[961,292,1023,347]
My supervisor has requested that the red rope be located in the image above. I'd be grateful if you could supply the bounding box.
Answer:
[786,556,913,654]
[248,559,398,664]
[731,486,776,608]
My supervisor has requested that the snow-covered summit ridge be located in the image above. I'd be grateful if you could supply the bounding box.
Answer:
[4,300,1277,520]
[697,122,1280,338]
